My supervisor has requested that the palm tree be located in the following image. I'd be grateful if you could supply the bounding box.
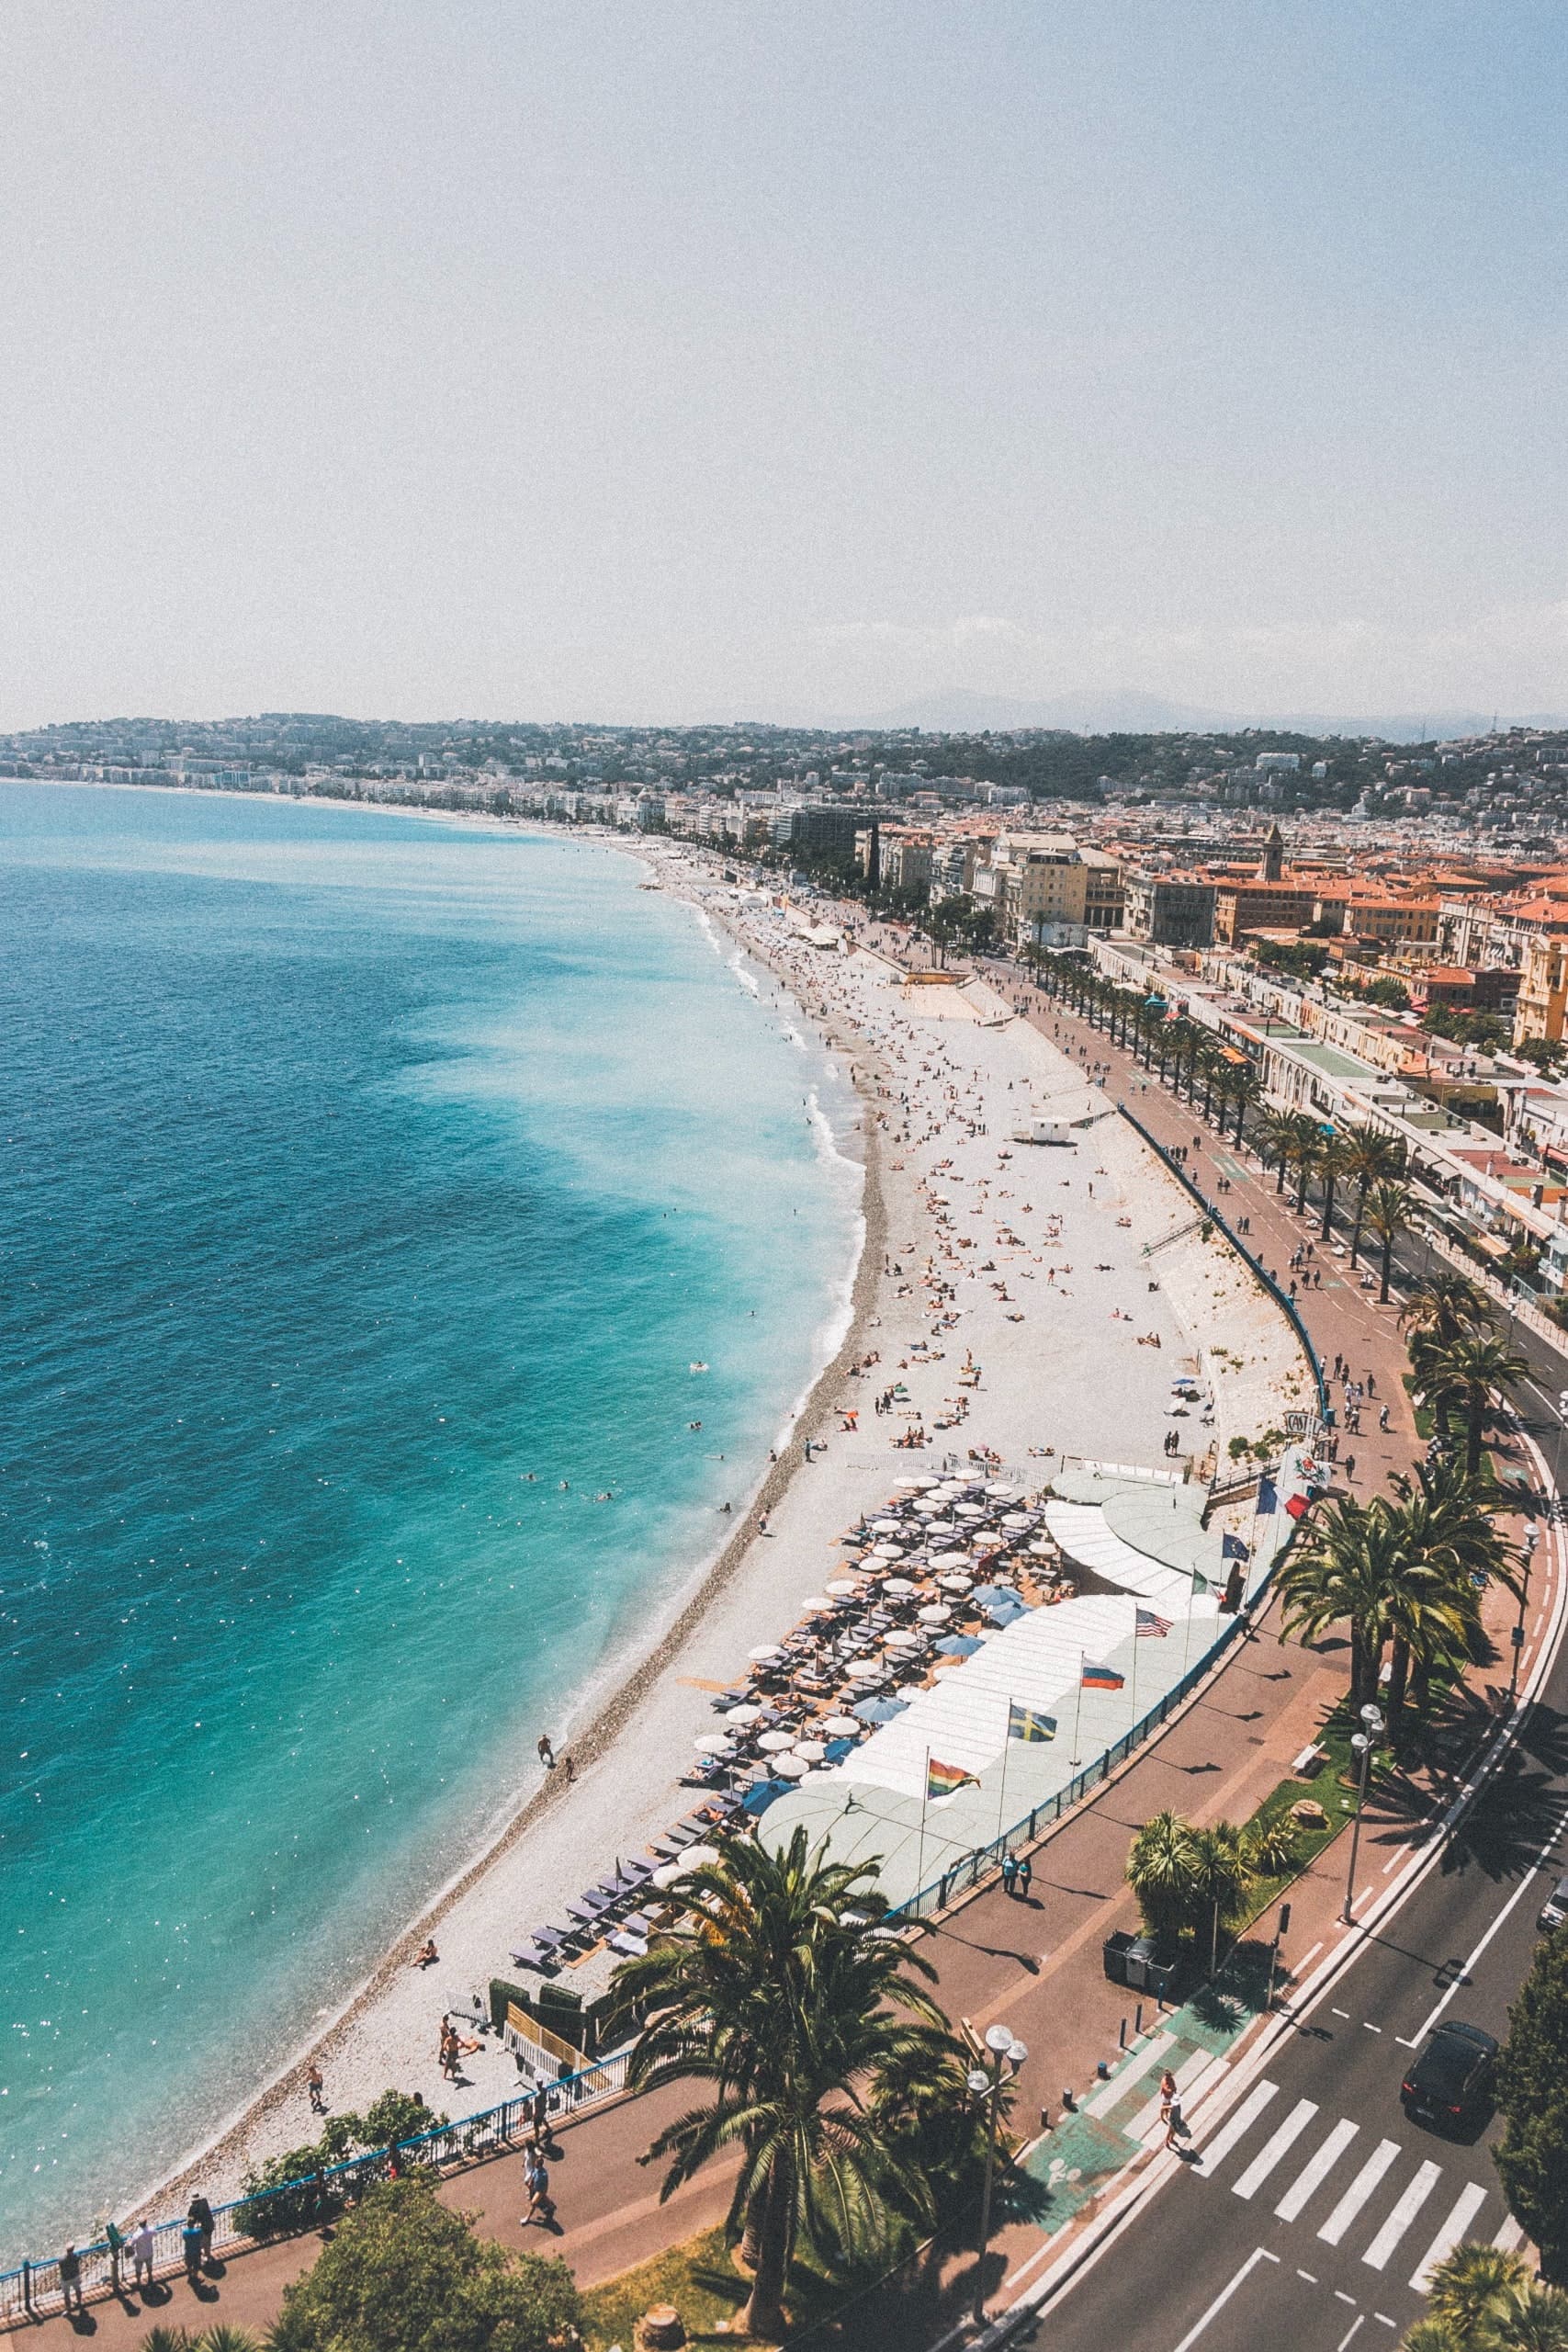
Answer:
[1316,1131,1355,1241]
[1401,1267,1492,1348]
[1125,1810,1198,1944]
[1278,1495,1400,1707]
[1255,1107,1297,1194]
[1282,1111,1322,1216]
[1417,1329,1531,1478]
[1342,1122,1405,1267]
[1126,1811,1298,1973]
[1383,1457,1517,1724]
[1493,2286,1568,2351]
[1364,1178,1416,1303]
[613,1828,955,2340]
[1230,1068,1261,1148]
[1424,2241,1532,2339]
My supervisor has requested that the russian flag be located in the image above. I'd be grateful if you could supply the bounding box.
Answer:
[1081,1661,1125,1690]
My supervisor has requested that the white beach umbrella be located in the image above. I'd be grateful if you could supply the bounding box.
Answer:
[931,1551,971,1570]
[774,1754,810,1779]
[821,1715,861,1736]
[798,1597,834,1612]
[986,1483,1020,1498]
[842,1655,881,1675]
[694,1733,734,1755]
[725,1702,762,1725]
[1000,1513,1032,1530]
[868,1544,904,1560]
[912,1501,942,1516]
[682,1843,721,1870]
[883,1629,920,1652]
[757,1729,795,1753]
[825,1578,860,1596]
[650,1861,687,1890]
[870,1518,903,1533]
[748,1644,784,1662]
[882,1575,916,1595]
[792,1739,828,1763]
[938,1573,973,1593]
[918,1603,951,1624]
[955,1504,987,1518]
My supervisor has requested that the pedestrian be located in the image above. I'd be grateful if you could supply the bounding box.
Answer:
[562,1752,575,1786]
[1345,1453,1356,1482]
[188,2193,215,2269]
[1017,1854,1033,1900]
[1001,1852,1018,1897]
[536,1733,555,1770]
[522,2152,554,2226]
[181,2215,203,2285]
[1164,2097,1185,2150]
[307,2062,326,2114]
[531,2083,551,2149]
[1158,2068,1178,2123]
[1379,1404,1390,1431]
[1366,1370,1376,1397]
[59,2245,85,2315]
[128,2219,155,2295]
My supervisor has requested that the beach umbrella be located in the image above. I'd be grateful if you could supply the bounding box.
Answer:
[682,1843,721,1870]
[1000,1513,1032,1530]
[924,1521,957,1538]
[931,1551,970,1570]
[972,1583,1017,1605]
[883,1629,920,1651]
[725,1702,762,1725]
[792,1739,828,1763]
[651,1861,689,1890]
[842,1655,881,1675]
[918,1603,952,1624]
[774,1754,810,1779]
[821,1714,861,1736]
[955,1503,987,1518]
[798,1596,834,1612]
[986,1483,1020,1498]
[748,1644,784,1663]
[938,1574,973,1594]
[984,1599,1027,1626]
[757,1729,795,1753]
[852,1693,909,1723]
[871,1518,903,1533]
[825,1578,860,1596]
[694,1733,734,1755]
[882,1575,916,1595]
[935,1632,983,1657]
[868,1544,904,1560]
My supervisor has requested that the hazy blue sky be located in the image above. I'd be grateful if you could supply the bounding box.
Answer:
[3,1,1564,728]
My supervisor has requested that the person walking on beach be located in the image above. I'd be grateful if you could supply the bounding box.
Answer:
[128,2220,155,2295]
[536,1734,555,1770]
[307,2062,326,2115]
[561,1752,575,1785]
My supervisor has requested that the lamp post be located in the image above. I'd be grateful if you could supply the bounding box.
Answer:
[1341,1702,1385,1925]
[1510,1525,1540,1702]
[970,2021,1029,2327]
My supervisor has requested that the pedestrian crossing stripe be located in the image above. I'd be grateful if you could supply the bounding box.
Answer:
[1188,2080,1507,2290]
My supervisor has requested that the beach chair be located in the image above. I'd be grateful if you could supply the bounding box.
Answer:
[607,1929,649,1958]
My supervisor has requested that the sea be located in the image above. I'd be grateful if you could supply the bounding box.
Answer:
[0,782,862,2259]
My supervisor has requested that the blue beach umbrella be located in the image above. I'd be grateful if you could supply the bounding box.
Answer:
[935,1633,983,1657]
[971,1583,1017,1606]
[852,1694,910,1724]
[984,1599,1028,1626]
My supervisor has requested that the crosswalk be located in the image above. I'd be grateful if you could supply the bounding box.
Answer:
[1187,2077,1518,2292]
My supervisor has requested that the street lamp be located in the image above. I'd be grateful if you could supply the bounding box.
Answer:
[970,2021,1029,2326]
[1341,1702,1385,1925]
[1510,1525,1540,1702]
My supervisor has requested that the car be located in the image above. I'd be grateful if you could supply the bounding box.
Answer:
[1540,1873,1568,1933]
[1401,2021,1499,2131]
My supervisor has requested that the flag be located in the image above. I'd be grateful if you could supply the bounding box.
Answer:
[927,1756,979,1802]
[1257,1477,1279,1516]
[1285,1491,1309,1521]
[1081,1661,1125,1690]
[1007,1699,1057,1744]
[1135,1608,1172,1639]
[1221,1532,1250,1562]
[1191,1570,1211,1597]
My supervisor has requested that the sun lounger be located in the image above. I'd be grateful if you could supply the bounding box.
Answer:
[608,1929,649,1958]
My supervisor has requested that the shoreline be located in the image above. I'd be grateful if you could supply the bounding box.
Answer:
[127,868,889,2224]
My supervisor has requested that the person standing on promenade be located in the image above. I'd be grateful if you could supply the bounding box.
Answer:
[1001,1852,1018,1897]
[188,2193,215,2269]
[59,2245,84,2315]
[522,2151,553,2227]
[128,2219,155,2295]
[181,2213,203,2285]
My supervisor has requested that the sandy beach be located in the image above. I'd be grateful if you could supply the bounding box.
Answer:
[136,846,1308,2222]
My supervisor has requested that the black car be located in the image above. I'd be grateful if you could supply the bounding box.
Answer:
[1401,2021,1499,2131]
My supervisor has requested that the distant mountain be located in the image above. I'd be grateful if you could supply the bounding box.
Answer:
[826,687,1548,744]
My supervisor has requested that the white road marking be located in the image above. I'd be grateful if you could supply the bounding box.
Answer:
[1233,2099,1318,2199]
[1362,2021,1382,2033]
[1363,2159,1442,2270]
[1276,2117,1359,2222]
[1170,2245,1280,2352]
[1494,2215,1526,2252]
[1337,2317,1365,2351]
[1410,2181,1490,2291]
[1086,2030,1176,2116]
[1298,2268,1318,2283]
[1193,2078,1279,2177]
[1319,2141,1401,2245]
[1395,1798,1568,2046]
[1332,2007,1350,2018]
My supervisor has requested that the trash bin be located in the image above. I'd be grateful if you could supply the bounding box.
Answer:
[1102,1930,1139,1986]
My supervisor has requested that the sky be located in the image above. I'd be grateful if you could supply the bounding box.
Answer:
[1,0,1564,730]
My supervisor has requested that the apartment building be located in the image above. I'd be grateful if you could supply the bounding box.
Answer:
[1122,871,1217,949]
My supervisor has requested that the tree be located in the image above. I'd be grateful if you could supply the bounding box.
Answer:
[1382,1457,1516,1725]
[1316,1131,1355,1241]
[1281,1111,1322,1215]
[1417,1330,1530,1478]
[1364,1178,1416,1303]
[1125,1810,1298,1970]
[612,1828,959,2341]
[1495,1917,1568,2280]
[1401,1268,1493,1349]
[268,2177,580,2352]
[1423,2241,1532,2338]
[1278,1495,1399,1708]
[1255,1107,1297,1194]
[1339,1125,1407,1266]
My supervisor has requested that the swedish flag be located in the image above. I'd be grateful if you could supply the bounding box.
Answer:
[1007,1700,1057,1744]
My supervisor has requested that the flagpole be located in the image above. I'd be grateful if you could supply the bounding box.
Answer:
[916,1745,930,1907]
[996,1704,1011,1841]
[1130,1611,1140,1733]
[1070,1652,1085,1766]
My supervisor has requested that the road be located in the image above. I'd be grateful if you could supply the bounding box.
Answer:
[964,954,1568,2347]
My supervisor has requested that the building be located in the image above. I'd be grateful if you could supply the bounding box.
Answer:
[769,804,864,856]
[1516,930,1568,1047]
[1212,877,1318,946]
[1122,871,1217,950]
[975,837,1122,946]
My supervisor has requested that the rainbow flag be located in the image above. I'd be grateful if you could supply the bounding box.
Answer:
[927,1756,979,1802]
[1081,1661,1125,1690]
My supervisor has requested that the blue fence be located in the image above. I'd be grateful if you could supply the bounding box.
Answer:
[0,2046,630,2330]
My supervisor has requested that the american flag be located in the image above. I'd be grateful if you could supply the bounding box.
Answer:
[1135,1607,1173,1638]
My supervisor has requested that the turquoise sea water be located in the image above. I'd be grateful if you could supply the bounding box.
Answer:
[0,784,861,2257]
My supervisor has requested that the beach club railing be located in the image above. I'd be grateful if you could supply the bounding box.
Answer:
[0,2046,631,2330]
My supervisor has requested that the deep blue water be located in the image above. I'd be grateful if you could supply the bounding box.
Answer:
[0,784,859,2256]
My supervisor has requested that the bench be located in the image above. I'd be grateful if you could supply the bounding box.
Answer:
[1291,1743,1325,1778]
